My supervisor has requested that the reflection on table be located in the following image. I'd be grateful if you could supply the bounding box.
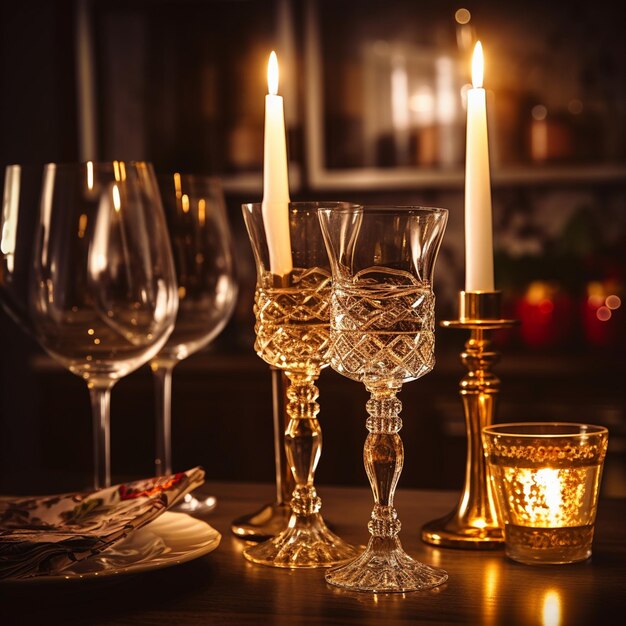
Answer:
[3,482,625,625]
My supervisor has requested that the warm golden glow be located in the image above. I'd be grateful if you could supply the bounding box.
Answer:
[455,8,471,24]
[86,161,94,190]
[587,281,603,297]
[472,41,484,88]
[541,589,562,626]
[526,281,551,305]
[181,193,190,213]
[198,198,206,226]
[174,172,182,199]
[78,213,88,239]
[511,466,567,526]
[268,50,279,96]
[113,160,121,182]
[112,184,121,212]
[482,561,501,626]
[535,468,563,524]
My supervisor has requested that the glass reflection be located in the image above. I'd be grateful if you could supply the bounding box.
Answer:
[542,589,562,626]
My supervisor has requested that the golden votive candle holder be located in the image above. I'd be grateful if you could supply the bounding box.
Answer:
[483,422,609,565]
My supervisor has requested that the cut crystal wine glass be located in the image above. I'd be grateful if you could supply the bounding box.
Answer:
[318,205,449,592]
[240,201,360,568]
[29,161,179,490]
[152,173,238,512]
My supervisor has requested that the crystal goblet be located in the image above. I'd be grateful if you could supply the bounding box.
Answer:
[318,205,449,592]
[240,201,360,568]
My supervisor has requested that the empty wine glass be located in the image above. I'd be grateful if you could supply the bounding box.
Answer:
[29,161,179,491]
[151,173,237,513]
[318,205,449,593]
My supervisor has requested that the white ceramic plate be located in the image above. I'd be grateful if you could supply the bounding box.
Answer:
[5,511,221,583]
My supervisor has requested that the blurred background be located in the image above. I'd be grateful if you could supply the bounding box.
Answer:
[1,0,624,496]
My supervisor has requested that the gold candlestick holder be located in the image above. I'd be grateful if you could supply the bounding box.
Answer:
[421,291,519,549]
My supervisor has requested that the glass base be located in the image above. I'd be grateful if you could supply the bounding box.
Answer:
[231,502,291,541]
[504,524,593,565]
[325,536,448,593]
[421,511,504,549]
[173,492,217,514]
[506,545,592,565]
[243,512,360,568]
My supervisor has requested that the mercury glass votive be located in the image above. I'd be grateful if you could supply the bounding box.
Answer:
[483,422,609,565]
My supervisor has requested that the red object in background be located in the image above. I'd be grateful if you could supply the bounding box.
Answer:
[582,281,624,348]
[515,281,575,348]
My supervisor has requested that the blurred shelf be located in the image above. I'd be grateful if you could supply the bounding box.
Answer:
[221,164,302,195]
[303,163,626,192]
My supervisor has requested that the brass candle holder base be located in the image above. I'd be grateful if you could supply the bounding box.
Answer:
[421,291,518,549]
[231,368,295,541]
[231,502,292,542]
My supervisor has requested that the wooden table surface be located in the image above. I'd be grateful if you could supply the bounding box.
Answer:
[2,481,625,625]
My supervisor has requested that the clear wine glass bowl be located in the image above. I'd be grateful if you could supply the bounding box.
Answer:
[151,173,238,512]
[29,161,179,490]
[318,205,449,593]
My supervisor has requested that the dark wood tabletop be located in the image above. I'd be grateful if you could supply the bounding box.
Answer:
[2,481,625,625]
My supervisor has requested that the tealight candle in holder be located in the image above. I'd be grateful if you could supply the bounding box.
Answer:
[482,422,609,565]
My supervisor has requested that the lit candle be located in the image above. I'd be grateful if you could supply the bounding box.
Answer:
[262,50,292,276]
[464,41,494,292]
[483,422,609,565]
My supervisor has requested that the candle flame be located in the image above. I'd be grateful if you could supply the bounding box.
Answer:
[536,468,563,524]
[268,51,279,96]
[518,467,563,526]
[472,41,484,88]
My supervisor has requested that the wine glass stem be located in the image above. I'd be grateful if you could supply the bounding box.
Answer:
[88,382,114,491]
[284,372,322,517]
[364,388,404,539]
[153,363,174,476]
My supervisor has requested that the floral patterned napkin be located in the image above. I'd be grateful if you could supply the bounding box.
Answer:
[0,466,205,581]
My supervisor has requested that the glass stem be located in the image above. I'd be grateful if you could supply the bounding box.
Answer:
[153,362,175,477]
[364,388,403,540]
[271,367,294,505]
[88,381,115,491]
[284,372,322,517]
